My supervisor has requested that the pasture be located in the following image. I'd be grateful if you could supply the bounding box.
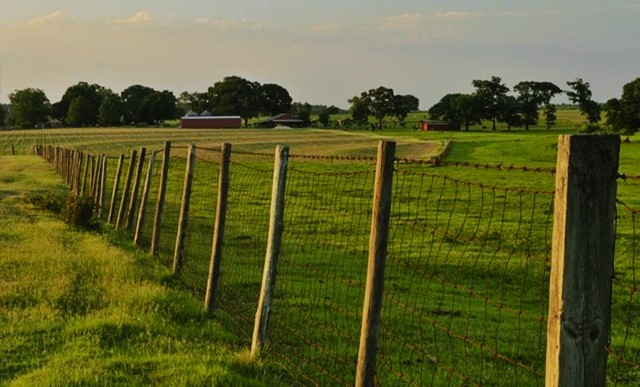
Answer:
[1,126,639,385]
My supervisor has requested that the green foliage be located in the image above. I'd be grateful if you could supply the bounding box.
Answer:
[24,191,66,213]
[209,76,262,127]
[472,76,510,131]
[566,78,601,123]
[429,93,482,130]
[605,77,640,134]
[62,195,99,230]
[66,95,97,127]
[52,81,105,123]
[260,83,292,116]
[121,84,156,123]
[8,88,51,128]
[577,122,605,133]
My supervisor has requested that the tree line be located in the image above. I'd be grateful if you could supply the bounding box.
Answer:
[424,76,640,134]
[2,75,638,134]
[1,76,300,129]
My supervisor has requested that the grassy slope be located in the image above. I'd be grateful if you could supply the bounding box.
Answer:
[0,156,279,386]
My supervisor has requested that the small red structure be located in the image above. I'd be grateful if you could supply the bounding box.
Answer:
[421,120,460,131]
[180,112,242,129]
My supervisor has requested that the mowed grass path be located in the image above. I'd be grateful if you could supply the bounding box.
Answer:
[0,156,280,386]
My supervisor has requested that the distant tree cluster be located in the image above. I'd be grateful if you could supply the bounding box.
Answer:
[4,76,296,129]
[347,86,420,130]
[427,76,580,131]
[604,77,640,135]
[178,76,294,127]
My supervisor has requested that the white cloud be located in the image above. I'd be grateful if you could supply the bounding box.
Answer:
[434,11,484,20]
[26,10,67,26]
[386,13,424,26]
[113,11,152,25]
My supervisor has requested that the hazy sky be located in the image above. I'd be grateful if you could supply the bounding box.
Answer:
[0,1,638,108]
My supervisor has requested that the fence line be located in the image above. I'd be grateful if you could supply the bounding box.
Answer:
[34,137,636,386]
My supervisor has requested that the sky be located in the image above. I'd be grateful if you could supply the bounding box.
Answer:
[0,1,638,109]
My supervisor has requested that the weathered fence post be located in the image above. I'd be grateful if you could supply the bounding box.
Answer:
[108,154,125,225]
[151,141,171,257]
[355,140,396,387]
[81,153,90,196]
[251,144,289,357]
[172,144,196,274]
[546,134,619,386]
[134,150,157,246]
[97,155,107,217]
[125,147,147,231]
[116,150,138,230]
[205,143,232,314]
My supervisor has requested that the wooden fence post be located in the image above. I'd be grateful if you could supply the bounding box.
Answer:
[355,140,396,387]
[125,147,147,231]
[134,150,157,246]
[172,144,196,274]
[108,154,125,225]
[98,155,108,217]
[81,153,90,196]
[251,144,289,357]
[116,150,138,230]
[205,143,232,314]
[151,141,171,257]
[546,134,620,386]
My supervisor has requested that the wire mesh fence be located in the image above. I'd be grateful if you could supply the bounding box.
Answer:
[610,199,640,385]
[266,159,377,385]
[380,168,554,385]
[214,151,274,343]
[33,140,639,386]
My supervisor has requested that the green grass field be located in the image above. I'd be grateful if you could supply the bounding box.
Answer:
[1,122,639,385]
[0,156,282,385]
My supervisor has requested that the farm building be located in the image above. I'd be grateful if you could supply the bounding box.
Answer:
[255,113,305,128]
[180,111,242,129]
[421,120,461,131]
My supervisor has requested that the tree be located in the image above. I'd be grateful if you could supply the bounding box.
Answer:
[8,88,50,128]
[514,81,544,130]
[359,86,395,130]
[99,92,124,126]
[566,78,601,124]
[140,90,177,124]
[121,84,155,124]
[604,77,640,134]
[499,95,523,130]
[178,91,210,113]
[260,83,292,116]
[393,94,420,127]
[0,104,5,127]
[428,93,482,130]
[472,76,510,131]
[291,102,312,125]
[536,82,563,130]
[348,95,369,127]
[53,82,105,125]
[209,76,261,127]
[317,108,331,127]
[66,96,96,127]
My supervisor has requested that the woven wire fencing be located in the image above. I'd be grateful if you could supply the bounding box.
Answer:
[181,148,219,298]
[213,151,274,342]
[266,158,377,385]
[611,196,640,385]
[380,167,554,385]
[35,141,639,386]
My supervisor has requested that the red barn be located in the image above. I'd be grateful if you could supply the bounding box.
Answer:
[421,120,460,131]
[180,112,242,129]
